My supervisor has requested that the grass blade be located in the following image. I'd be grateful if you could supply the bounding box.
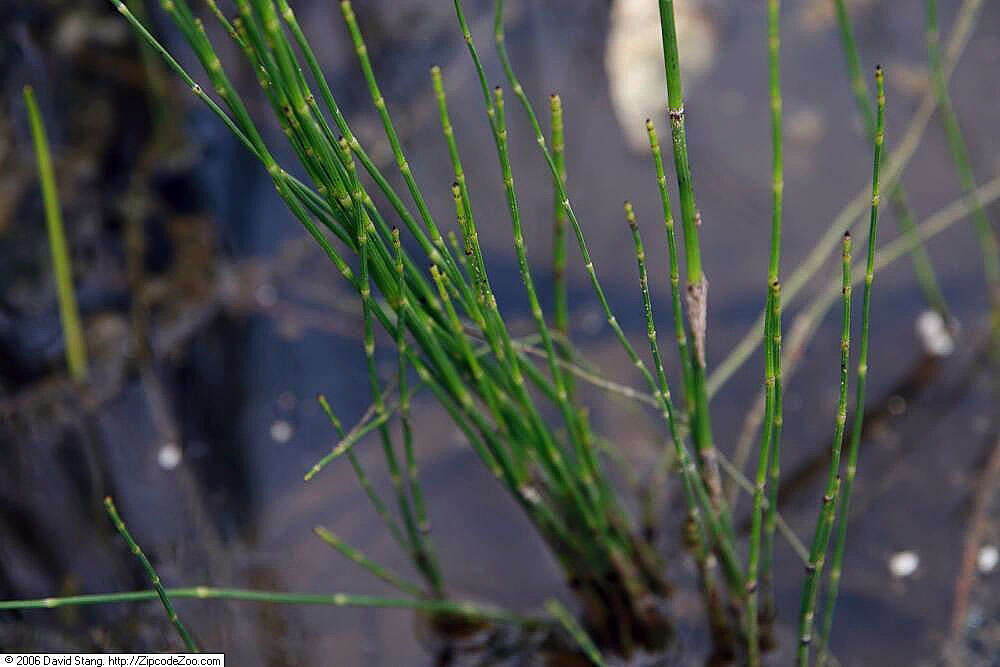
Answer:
[23,86,88,382]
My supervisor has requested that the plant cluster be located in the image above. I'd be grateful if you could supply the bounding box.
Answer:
[4,0,998,664]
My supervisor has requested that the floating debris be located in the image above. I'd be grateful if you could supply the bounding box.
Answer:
[605,0,717,151]
[977,546,998,574]
[889,550,919,578]
[269,419,294,444]
[915,310,955,357]
[156,443,182,470]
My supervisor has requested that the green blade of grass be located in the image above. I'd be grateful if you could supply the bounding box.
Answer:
[24,86,88,382]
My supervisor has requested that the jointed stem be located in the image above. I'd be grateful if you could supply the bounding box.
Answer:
[483,0,741,588]
[656,0,723,514]
[831,0,950,322]
[103,497,198,652]
[760,0,785,635]
[797,233,852,666]
[708,0,985,399]
[0,587,542,627]
[646,120,695,413]
[818,66,887,660]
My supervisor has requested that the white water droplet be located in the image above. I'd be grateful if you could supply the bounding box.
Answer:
[889,550,919,578]
[157,443,182,470]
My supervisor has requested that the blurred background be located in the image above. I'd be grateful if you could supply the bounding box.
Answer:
[1,0,997,664]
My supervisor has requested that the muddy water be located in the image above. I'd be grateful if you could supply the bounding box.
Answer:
[2,0,998,664]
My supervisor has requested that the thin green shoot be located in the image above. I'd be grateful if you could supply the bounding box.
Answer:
[23,86,88,383]
[314,527,425,597]
[103,497,198,652]
[818,65,887,658]
[797,232,852,667]
[545,599,607,667]
[0,587,545,627]
[831,0,951,323]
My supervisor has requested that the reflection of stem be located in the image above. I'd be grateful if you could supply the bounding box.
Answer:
[925,0,1000,298]
[948,437,1000,647]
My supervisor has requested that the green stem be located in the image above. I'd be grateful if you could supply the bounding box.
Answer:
[747,282,779,666]
[103,497,198,652]
[550,93,572,378]
[545,600,607,667]
[315,395,407,550]
[818,66,886,660]
[0,588,542,627]
[831,0,950,322]
[707,0,985,399]
[645,120,695,412]
[797,233,853,666]
[314,527,424,597]
[625,203,744,593]
[656,0,722,511]
[760,0,784,633]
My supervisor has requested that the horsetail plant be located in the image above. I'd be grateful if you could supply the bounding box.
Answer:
[709,0,983,401]
[747,2,785,661]
[550,94,572,380]
[797,232,852,666]
[818,65,888,661]
[11,0,990,662]
[655,0,725,513]
[832,0,951,323]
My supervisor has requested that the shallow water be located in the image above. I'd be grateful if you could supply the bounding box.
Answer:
[1,0,998,664]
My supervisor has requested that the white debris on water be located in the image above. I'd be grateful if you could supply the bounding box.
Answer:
[889,550,919,578]
[977,545,998,574]
[157,442,183,470]
[270,419,294,444]
[915,310,955,357]
[605,0,717,151]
